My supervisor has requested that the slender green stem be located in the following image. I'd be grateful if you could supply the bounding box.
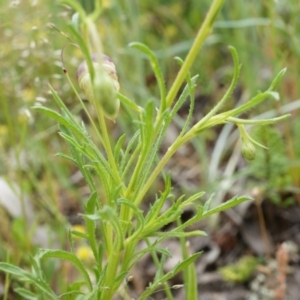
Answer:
[65,72,105,145]
[145,238,174,300]
[121,143,142,179]
[120,241,137,275]
[101,252,121,299]
[97,103,124,194]
[133,134,189,207]
[120,145,149,227]
[85,17,125,196]
[133,106,238,208]
[101,222,113,259]
[137,0,226,204]
[177,219,198,299]
[192,46,240,128]
[121,116,165,225]
[166,0,224,108]
[120,111,154,223]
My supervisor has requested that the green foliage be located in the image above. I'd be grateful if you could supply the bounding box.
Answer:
[245,126,295,205]
[0,0,297,299]
[218,255,259,283]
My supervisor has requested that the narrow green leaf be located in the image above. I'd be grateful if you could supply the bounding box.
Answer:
[59,290,85,299]
[29,256,43,278]
[112,271,129,290]
[178,226,198,300]
[132,247,172,268]
[173,252,203,275]
[179,191,205,209]
[99,207,124,251]
[152,230,207,238]
[15,288,38,300]
[202,195,252,218]
[55,152,76,163]
[71,229,88,239]
[0,263,57,299]
[84,192,98,213]
[69,26,95,82]
[121,143,141,180]
[71,12,80,31]
[145,101,155,139]
[174,56,197,137]
[81,289,100,300]
[0,263,31,278]
[268,68,286,91]
[144,175,172,224]
[129,42,166,111]
[174,205,204,232]
[67,24,95,81]
[39,249,93,291]
[85,207,124,251]
[120,130,140,173]
[223,90,280,119]
[33,106,83,138]
[227,114,291,125]
[58,133,86,156]
[194,46,241,132]
[203,193,215,213]
[68,229,75,254]
[169,76,198,121]
[139,252,202,300]
[142,209,183,238]
[154,253,168,282]
[59,0,87,21]
[118,198,144,243]
[114,134,126,165]
[84,192,99,261]
[117,92,144,113]
[48,84,79,121]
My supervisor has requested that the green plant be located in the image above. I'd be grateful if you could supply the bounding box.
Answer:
[0,0,290,299]
[218,255,259,283]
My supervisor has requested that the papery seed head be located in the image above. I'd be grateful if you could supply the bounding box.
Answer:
[76,53,120,120]
[76,54,120,92]
[94,71,120,120]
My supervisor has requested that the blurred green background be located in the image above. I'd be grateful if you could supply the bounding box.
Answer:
[0,0,300,297]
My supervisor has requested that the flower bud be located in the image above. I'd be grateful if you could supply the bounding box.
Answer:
[76,53,120,120]
[241,139,256,161]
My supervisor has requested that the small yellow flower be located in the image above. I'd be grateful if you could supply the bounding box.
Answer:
[71,224,86,240]
[22,88,35,103]
[17,108,32,125]
[76,245,94,263]
[165,24,178,39]
[102,0,112,9]
[0,125,8,148]
[72,224,86,234]
[0,125,8,137]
